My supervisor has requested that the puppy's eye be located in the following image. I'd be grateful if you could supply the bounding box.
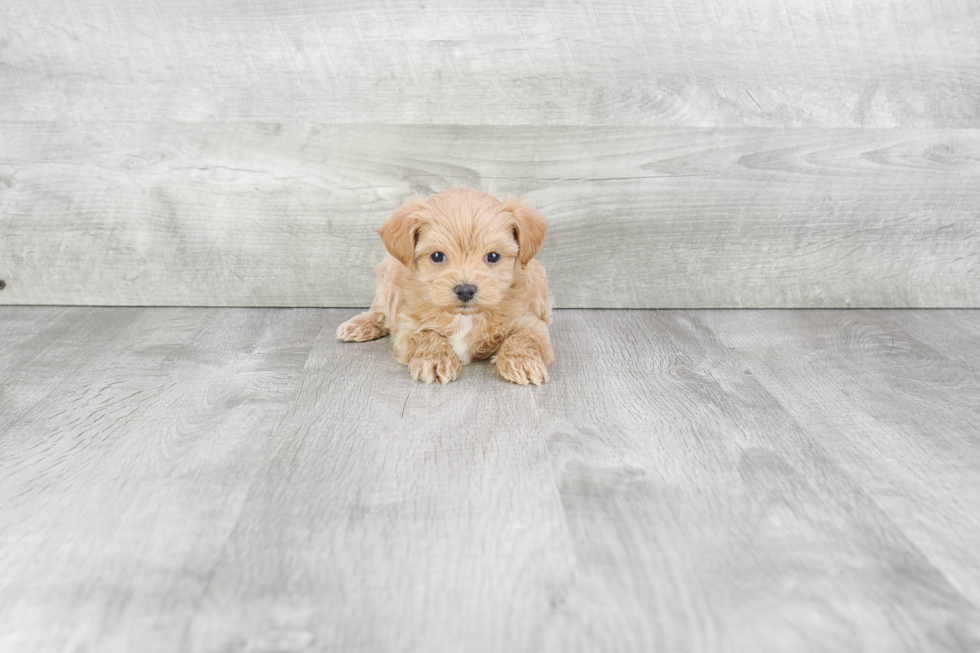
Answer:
[430,252,446,263]
[485,252,501,264]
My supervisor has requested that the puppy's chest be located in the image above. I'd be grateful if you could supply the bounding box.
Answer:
[447,315,501,365]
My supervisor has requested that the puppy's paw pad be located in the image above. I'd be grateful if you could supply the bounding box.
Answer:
[410,351,462,384]
[337,314,387,342]
[496,353,549,386]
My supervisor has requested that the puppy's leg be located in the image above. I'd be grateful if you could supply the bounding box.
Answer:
[405,330,462,384]
[494,319,554,386]
[337,309,388,342]
[339,257,401,342]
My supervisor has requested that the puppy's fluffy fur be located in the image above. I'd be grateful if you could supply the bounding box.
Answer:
[337,187,554,385]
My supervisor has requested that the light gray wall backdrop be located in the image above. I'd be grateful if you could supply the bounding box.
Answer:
[1,0,978,308]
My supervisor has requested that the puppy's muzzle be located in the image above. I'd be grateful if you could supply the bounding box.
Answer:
[454,284,478,303]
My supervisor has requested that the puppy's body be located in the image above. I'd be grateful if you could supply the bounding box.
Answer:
[338,188,554,385]
[373,253,551,366]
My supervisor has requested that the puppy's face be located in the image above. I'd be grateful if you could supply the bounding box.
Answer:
[414,212,520,312]
[378,188,547,314]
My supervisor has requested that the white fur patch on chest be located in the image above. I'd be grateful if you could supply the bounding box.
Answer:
[449,315,476,365]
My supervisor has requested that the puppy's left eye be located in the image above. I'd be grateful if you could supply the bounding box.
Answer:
[485,252,501,264]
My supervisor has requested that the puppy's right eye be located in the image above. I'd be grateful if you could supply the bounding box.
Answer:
[429,252,446,263]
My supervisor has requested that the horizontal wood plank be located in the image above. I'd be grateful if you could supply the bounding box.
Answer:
[1,0,978,126]
[2,124,979,308]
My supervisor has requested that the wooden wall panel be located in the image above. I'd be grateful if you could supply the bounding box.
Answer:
[2,0,978,307]
[1,0,978,126]
[2,124,977,308]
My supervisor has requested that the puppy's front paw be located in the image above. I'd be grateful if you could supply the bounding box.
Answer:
[495,352,549,386]
[410,350,462,384]
[337,312,388,342]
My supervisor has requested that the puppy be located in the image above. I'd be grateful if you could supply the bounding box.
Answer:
[337,187,554,385]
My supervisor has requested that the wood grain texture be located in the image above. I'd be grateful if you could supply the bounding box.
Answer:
[1,0,978,126]
[700,309,980,609]
[3,307,980,652]
[181,313,571,652]
[2,124,979,308]
[540,310,980,652]
[0,307,325,653]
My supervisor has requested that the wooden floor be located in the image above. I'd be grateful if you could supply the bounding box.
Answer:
[2,307,979,652]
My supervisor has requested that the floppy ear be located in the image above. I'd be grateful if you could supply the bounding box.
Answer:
[503,196,548,267]
[378,197,427,267]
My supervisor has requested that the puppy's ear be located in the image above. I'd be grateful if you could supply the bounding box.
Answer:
[378,197,427,266]
[503,196,547,267]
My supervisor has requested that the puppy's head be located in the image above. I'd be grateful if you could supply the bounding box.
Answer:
[378,188,547,313]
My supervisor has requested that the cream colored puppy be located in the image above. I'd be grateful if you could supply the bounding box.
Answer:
[337,187,554,385]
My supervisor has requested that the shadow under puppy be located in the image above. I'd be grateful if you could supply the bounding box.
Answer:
[338,187,554,385]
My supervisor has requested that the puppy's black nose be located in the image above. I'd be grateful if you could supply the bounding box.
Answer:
[454,284,478,303]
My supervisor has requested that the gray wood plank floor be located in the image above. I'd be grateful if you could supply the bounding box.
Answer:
[2,307,980,652]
